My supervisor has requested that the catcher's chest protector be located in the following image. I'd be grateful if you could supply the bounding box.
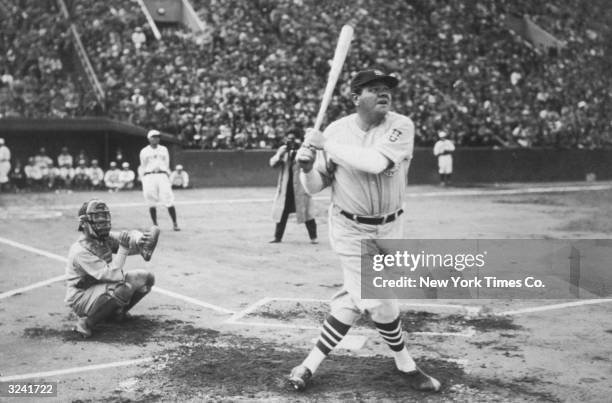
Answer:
[80,238,113,263]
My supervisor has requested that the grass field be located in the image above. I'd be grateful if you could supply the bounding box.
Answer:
[1,182,612,402]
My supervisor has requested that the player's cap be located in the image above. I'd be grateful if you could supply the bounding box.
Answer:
[147,129,161,139]
[122,162,130,168]
[438,131,447,138]
[78,159,86,165]
[110,161,117,167]
[91,159,98,164]
[176,164,183,170]
[350,69,399,93]
[0,138,4,145]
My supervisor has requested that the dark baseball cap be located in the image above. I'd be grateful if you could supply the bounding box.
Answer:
[350,69,399,93]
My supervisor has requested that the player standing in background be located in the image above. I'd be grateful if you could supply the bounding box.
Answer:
[433,131,455,186]
[140,130,180,231]
[289,69,441,392]
[118,162,135,190]
[65,199,160,338]
[0,138,11,192]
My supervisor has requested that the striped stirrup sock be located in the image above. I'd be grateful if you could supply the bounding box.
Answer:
[315,315,351,355]
[375,316,405,352]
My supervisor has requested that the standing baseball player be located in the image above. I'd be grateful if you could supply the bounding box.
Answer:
[288,69,441,392]
[140,130,180,231]
[0,138,11,192]
[433,131,455,186]
[65,199,160,338]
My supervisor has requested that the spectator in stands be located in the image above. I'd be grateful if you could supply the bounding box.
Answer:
[117,162,135,190]
[72,159,91,190]
[131,26,146,51]
[104,161,121,192]
[88,159,105,190]
[9,159,27,193]
[0,138,11,192]
[170,164,190,189]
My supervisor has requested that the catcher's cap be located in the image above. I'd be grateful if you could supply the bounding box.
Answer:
[176,164,183,170]
[351,69,399,93]
[147,129,161,139]
[122,162,130,168]
[438,131,447,138]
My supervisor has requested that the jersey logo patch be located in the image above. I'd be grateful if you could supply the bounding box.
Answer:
[388,129,402,142]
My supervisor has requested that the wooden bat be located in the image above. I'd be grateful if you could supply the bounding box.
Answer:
[313,24,354,131]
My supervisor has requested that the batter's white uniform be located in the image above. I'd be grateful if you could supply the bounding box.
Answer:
[308,111,414,324]
[433,139,455,174]
[139,144,174,207]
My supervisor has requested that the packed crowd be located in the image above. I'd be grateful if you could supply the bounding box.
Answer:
[1,0,610,148]
[0,0,99,119]
[2,144,189,193]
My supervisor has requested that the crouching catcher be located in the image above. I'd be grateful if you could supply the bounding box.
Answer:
[65,199,160,338]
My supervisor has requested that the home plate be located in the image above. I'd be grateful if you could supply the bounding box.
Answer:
[311,335,368,350]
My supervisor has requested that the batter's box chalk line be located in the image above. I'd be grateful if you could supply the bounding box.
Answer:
[223,297,477,341]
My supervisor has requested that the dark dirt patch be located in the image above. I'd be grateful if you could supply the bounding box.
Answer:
[606,329,612,334]
[23,316,211,345]
[127,327,556,402]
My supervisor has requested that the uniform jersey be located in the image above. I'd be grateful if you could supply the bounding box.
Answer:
[118,169,135,185]
[433,139,455,174]
[316,111,414,216]
[88,167,105,185]
[139,145,170,174]
[57,153,73,167]
[170,170,189,187]
[104,169,121,187]
[64,233,124,305]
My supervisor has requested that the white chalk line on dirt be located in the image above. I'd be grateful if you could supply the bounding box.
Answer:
[0,358,153,382]
[31,183,612,211]
[227,319,476,338]
[224,297,475,338]
[498,298,612,316]
[0,236,235,314]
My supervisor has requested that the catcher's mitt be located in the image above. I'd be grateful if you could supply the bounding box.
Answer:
[139,225,160,262]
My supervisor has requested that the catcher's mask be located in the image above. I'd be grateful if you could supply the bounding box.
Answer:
[78,199,111,239]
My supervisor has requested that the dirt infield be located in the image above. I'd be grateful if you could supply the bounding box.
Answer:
[1,183,611,402]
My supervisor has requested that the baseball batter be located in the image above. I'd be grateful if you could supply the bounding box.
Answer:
[289,70,441,392]
[433,131,455,186]
[140,130,180,231]
[65,199,160,338]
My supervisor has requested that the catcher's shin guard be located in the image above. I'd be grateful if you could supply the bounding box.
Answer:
[123,273,154,313]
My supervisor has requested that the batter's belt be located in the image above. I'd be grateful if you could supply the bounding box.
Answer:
[143,170,168,176]
[340,208,404,225]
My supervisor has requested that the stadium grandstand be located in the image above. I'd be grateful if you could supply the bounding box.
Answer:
[1,0,611,149]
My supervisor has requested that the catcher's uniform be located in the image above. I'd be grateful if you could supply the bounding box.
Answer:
[313,111,414,323]
[433,138,455,174]
[139,144,174,207]
[65,232,140,316]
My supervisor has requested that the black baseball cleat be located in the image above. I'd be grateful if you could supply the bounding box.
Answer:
[288,365,312,391]
[269,238,281,243]
[402,365,441,392]
[173,224,181,231]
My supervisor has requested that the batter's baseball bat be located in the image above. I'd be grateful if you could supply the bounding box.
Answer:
[313,24,354,131]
